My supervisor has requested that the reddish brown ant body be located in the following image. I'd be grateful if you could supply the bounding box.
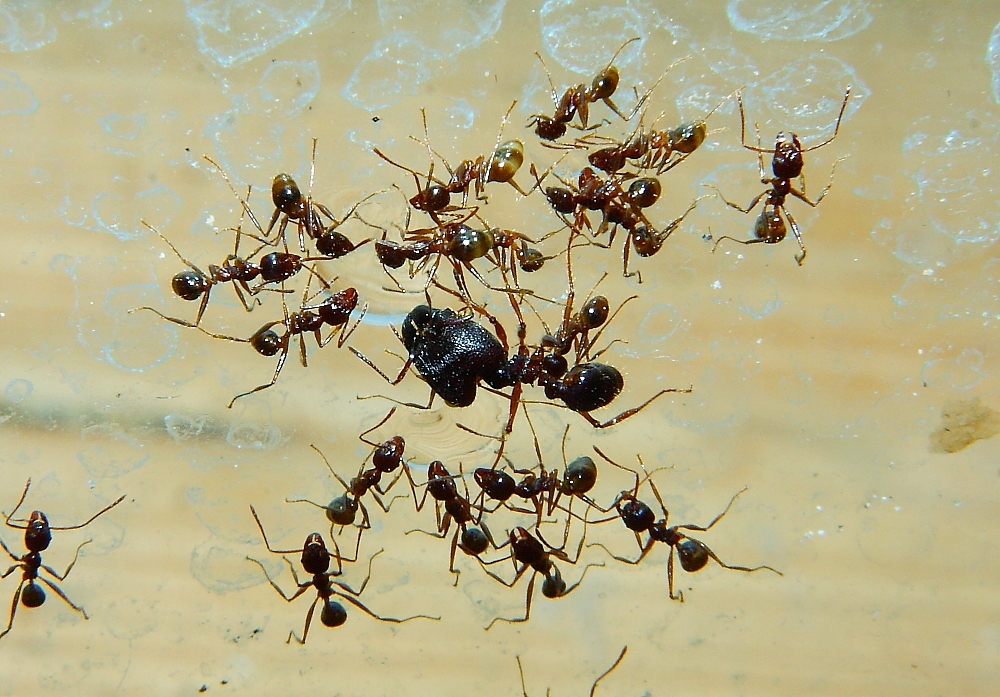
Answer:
[0,480,125,640]
[710,87,851,265]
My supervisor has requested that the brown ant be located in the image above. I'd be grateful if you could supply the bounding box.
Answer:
[373,103,534,221]
[246,505,438,644]
[529,37,655,141]
[285,424,410,568]
[709,86,851,265]
[480,524,603,630]
[198,280,366,408]
[517,646,628,697]
[580,91,735,174]
[404,460,499,586]
[589,448,781,601]
[0,479,125,640]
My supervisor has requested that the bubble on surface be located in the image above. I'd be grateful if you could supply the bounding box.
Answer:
[901,111,1000,247]
[183,0,326,69]
[104,593,159,640]
[98,112,145,140]
[77,423,150,478]
[727,0,872,42]
[0,69,38,115]
[690,42,762,85]
[165,414,208,442]
[921,348,986,390]
[988,21,1000,104]
[342,32,438,112]
[852,174,892,200]
[226,419,288,449]
[443,98,476,130]
[376,0,505,56]
[539,0,645,74]
[738,279,782,319]
[204,110,306,187]
[743,54,867,143]
[59,0,122,28]
[60,182,182,241]
[4,378,33,403]
[637,303,683,344]
[191,541,267,594]
[0,2,57,52]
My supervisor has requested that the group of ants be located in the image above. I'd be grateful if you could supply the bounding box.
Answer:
[3,37,851,692]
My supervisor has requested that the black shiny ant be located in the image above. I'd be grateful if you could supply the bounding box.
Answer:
[480,525,603,630]
[199,281,366,408]
[709,87,851,265]
[285,419,409,566]
[246,506,438,643]
[404,460,499,586]
[529,37,653,141]
[517,646,628,697]
[589,448,781,601]
[0,480,125,640]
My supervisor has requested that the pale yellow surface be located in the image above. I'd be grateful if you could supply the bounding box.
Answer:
[0,1,998,695]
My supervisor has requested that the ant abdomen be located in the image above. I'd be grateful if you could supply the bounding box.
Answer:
[518,246,546,272]
[620,498,656,532]
[754,208,787,244]
[475,468,516,501]
[668,122,707,155]
[172,271,209,301]
[320,599,348,628]
[249,328,282,357]
[325,494,358,526]
[488,140,525,183]
[448,226,494,263]
[461,527,490,555]
[316,230,354,258]
[580,296,610,329]
[259,252,302,283]
[626,178,661,209]
[674,537,711,573]
[590,66,620,101]
[545,362,623,413]
[411,183,451,213]
[562,456,598,495]
[21,583,45,608]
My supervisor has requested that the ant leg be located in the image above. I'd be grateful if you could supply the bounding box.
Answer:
[349,347,412,386]
[227,340,290,408]
[698,543,782,576]
[3,479,32,526]
[590,647,628,697]
[793,155,848,207]
[48,495,126,531]
[38,576,88,618]
[800,86,852,153]
[783,208,807,265]
[245,556,312,602]
[588,537,657,566]
[42,540,92,580]
[248,506,309,556]
[287,596,320,645]
[334,302,368,349]
[0,581,25,640]
[333,590,440,624]
[486,571,536,631]
[579,386,693,429]
[557,560,605,597]
[705,185,768,215]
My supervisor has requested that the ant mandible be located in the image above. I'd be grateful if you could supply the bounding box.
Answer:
[0,479,125,640]
[589,448,782,601]
[246,505,438,644]
[709,87,851,265]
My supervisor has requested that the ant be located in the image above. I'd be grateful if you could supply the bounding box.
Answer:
[517,646,628,697]
[0,479,125,640]
[199,280,366,408]
[246,506,438,643]
[374,205,547,298]
[709,86,851,265]
[589,448,781,601]
[405,460,499,586]
[580,91,735,174]
[285,421,410,567]
[480,524,603,630]
[529,37,654,141]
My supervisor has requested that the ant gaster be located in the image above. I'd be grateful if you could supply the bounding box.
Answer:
[0,480,125,640]
[709,87,851,265]
[246,505,438,644]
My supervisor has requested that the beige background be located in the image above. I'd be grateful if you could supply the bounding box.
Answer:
[1,0,998,695]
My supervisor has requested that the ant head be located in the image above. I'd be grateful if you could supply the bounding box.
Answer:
[249,328,283,357]
[544,186,577,215]
[171,270,208,301]
[401,304,434,351]
[618,495,655,532]
[631,223,662,258]
[531,114,567,141]
[24,511,52,552]
[325,494,359,526]
[771,132,804,180]
[372,436,404,473]
[542,353,568,379]
[272,173,307,218]
[488,140,524,184]
[300,533,332,575]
